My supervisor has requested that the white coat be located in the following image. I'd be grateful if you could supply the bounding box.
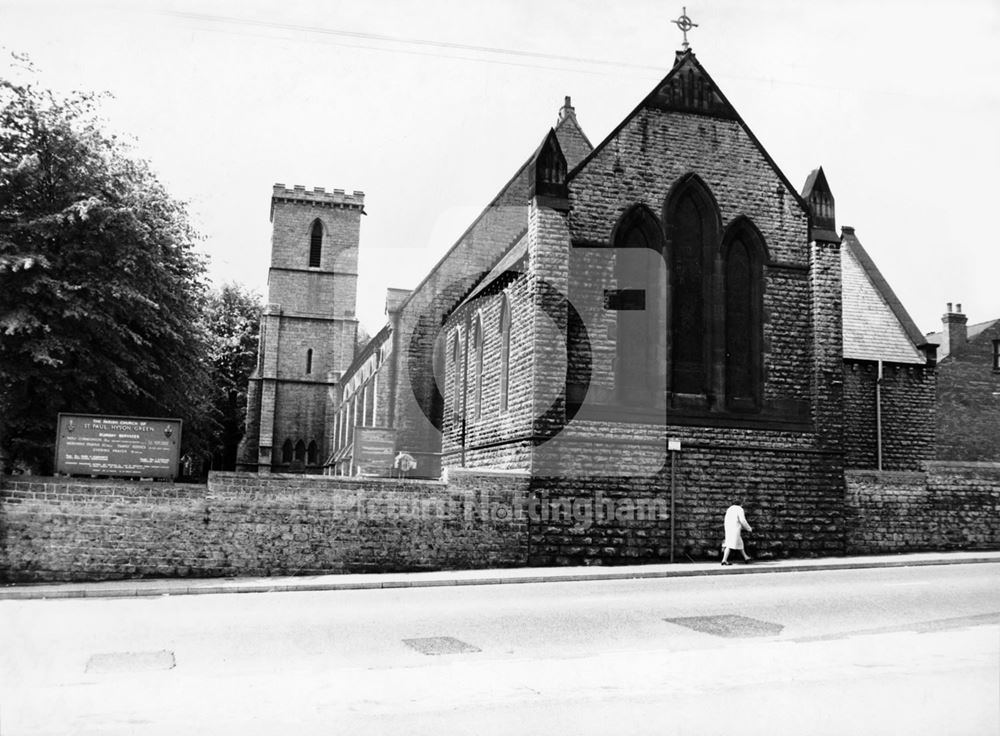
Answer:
[724,504,752,550]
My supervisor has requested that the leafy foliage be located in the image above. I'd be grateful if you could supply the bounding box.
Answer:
[204,283,261,471]
[0,54,215,473]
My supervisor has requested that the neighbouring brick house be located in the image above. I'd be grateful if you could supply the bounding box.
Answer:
[239,49,937,561]
[925,305,1000,460]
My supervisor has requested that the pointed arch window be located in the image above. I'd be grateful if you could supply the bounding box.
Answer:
[665,177,720,398]
[612,205,666,406]
[281,439,293,464]
[307,440,318,465]
[472,314,484,419]
[499,297,511,412]
[294,439,306,462]
[451,329,464,421]
[722,220,765,411]
[309,220,323,268]
[306,348,313,375]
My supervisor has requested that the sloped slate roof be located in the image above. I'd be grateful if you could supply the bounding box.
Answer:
[842,228,926,364]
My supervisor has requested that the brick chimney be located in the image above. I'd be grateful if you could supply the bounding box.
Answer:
[943,302,968,355]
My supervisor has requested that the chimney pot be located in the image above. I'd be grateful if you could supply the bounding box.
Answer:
[943,304,969,356]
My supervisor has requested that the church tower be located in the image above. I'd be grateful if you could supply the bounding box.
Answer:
[239,184,364,472]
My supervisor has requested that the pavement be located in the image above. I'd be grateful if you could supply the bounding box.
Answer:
[2,550,999,600]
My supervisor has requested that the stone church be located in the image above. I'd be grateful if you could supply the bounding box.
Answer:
[239,48,936,559]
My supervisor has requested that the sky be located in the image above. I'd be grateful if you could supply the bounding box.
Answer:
[3,0,999,338]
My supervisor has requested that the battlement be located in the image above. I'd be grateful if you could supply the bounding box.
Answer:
[271,183,365,214]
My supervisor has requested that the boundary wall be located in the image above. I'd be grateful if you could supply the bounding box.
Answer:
[2,462,999,582]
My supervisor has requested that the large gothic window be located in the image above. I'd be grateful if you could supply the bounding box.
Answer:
[665,176,719,398]
[723,220,764,411]
[612,205,666,406]
[309,220,323,267]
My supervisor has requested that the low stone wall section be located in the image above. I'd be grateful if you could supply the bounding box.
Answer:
[0,469,530,582]
[845,462,1000,553]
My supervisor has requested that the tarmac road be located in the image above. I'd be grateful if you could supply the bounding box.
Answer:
[1,560,998,735]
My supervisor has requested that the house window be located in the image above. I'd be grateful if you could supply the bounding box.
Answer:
[499,297,511,412]
[472,315,484,419]
[309,219,323,268]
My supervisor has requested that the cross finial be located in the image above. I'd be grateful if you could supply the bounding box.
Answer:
[672,6,698,50]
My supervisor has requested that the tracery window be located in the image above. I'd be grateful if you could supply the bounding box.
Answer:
[665,177,718,397]
[612,205,666,406]
[722,219,765,410]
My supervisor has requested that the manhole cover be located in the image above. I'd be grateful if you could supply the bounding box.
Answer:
[86,650,176,674]
[664,615,784,638]
[402,637,481,655]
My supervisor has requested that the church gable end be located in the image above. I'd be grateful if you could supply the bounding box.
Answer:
[645,51,737,120]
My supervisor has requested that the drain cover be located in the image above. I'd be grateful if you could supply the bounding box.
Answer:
[403,637,481,655]
[665,615,784,638]
[86,650,176,674]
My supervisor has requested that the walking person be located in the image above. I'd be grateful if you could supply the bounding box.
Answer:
[721,500,753,565]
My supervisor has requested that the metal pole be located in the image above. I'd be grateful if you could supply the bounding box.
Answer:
[876,359,883,471]
[670,449,676,563]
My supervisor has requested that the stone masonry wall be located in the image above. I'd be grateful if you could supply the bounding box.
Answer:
[843,360,936,471]
[845,462,1000,553]
[4,462,998,582]
[0,470,529,583]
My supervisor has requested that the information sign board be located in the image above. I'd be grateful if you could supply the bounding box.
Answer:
[55,413,182,479]
[352,427,396,476]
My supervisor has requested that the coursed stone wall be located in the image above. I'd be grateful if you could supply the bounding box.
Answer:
[843,361,936,471]
[4,462,997,582]
[0,470,529,583]
[845,462,1000,553]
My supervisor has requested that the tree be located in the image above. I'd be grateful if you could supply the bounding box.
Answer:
[204,283,261,471]
[0,54,215,473]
